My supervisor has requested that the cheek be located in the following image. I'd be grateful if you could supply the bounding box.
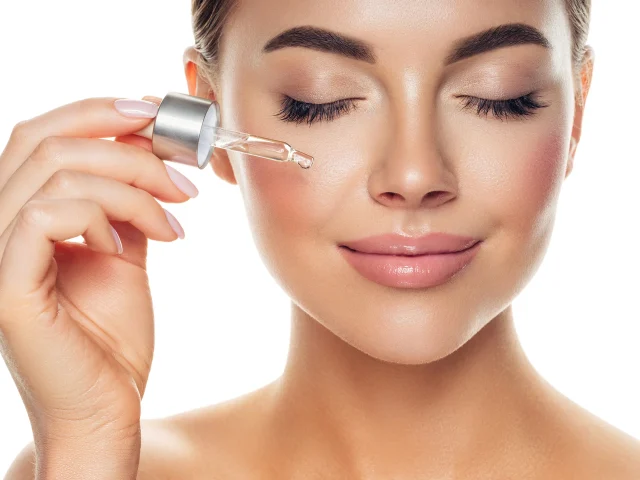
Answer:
[222,78,369,247]
[234,142,360,271]
[462,123,569,237]
[502,130,568,236]
[519,131,567,221]
[234,117,379,296]
[236,118,372,241]
[241,158,312,239]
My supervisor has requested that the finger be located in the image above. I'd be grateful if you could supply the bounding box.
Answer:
[141,96,163,105]
[0,96,160,185]
[0,198,121,297]
[114,134,153,152]
[114,96,161,150]
[0,199,143,412]
[0,136,198,234]
[0,170,182,259]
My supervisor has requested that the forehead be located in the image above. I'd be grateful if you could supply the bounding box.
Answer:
[221,0,571,70]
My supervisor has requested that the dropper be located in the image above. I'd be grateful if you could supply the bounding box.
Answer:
[133,92,314,170]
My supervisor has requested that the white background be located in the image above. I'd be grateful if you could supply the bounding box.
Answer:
[0,0,638,474]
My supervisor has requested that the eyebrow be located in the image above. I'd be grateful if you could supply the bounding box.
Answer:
[262,23,551,66]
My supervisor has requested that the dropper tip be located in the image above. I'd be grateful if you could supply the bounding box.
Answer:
[292,150,314,169]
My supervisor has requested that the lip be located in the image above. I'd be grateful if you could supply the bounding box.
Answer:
[338,233,482,289]
[340,232,481,256]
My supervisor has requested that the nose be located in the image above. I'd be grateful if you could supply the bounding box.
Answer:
[368,110,457,210]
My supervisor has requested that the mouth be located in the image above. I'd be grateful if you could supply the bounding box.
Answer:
[339,232,482,256]
[337,234,483,289]
[339,242,480,256]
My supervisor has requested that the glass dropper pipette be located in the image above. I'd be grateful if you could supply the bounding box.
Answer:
[201,125,314,169]
[132,92,314,170]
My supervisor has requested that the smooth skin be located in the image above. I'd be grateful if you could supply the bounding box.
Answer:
[0,96,194,479]
[4,0,640,479]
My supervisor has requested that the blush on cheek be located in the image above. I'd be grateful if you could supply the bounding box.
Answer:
[241,154,314,233]
[240,141,358,230]
[509,130,569,240]
[522,132,568,210]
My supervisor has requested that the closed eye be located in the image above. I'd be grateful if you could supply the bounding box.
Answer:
[274,91,549,125]
[274,95,360,125]
[456,92,549,121]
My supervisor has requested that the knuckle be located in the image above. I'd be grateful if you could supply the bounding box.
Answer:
[30,136,65,167]
[18,201,51,229]
[87,200,104,218]
[42,169,76,195]
[74,198,103,221]
[9,120,30,143]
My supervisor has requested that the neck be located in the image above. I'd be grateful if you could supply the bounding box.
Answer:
[266,305,566,478]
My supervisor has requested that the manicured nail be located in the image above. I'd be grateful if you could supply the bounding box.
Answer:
[163,208,185,239]
[110,225,124,254]
[114,99,159,118]
[165,164,199,198]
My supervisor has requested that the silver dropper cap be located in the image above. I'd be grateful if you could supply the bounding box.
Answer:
[151,92,220,169]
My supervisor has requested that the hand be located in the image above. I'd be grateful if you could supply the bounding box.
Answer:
[0,96,197,451]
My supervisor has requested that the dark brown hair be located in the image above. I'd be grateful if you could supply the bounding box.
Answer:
[191,0,591,99]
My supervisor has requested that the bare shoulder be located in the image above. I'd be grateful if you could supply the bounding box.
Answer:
[552,405,640,479]
[135,417,200,479]
[585,423,640,478]
[136,394,269,479]
[154,399,640,479]
[156,384,277,478]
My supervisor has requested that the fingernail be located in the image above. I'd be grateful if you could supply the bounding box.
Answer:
[114,99,159,118]
[165,164,199,198]
[110,225,124,254]
[163,208,185,239]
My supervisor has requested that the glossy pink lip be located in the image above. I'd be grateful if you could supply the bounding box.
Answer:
[338,233,482,289]
[340,233,481,256]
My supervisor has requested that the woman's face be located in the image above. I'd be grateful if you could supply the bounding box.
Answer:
[199,0,586,364]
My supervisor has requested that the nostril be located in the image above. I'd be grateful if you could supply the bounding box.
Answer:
[381,192,403,203]
[426,191,445,199]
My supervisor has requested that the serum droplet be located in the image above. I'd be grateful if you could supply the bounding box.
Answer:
[292,150,314,169]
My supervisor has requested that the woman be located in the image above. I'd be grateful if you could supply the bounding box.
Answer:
[2,0,639,478]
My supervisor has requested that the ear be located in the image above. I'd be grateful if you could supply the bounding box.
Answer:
[183,46,238,186]
[566,45,595,179]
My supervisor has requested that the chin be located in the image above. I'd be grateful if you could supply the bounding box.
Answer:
[333,306,485,365]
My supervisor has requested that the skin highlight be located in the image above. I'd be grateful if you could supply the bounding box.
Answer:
[164,0,640,478]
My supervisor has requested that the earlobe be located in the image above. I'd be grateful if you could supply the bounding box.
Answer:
[565,138,577,178]
[569,138,577,157]
[211,150,238,185]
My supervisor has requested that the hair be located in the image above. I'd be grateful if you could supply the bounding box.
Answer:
[190,0,592,101]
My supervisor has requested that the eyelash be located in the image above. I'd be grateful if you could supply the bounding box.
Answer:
[275,95,359,125]
[275,92,548,125]
[457,92,549,121]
